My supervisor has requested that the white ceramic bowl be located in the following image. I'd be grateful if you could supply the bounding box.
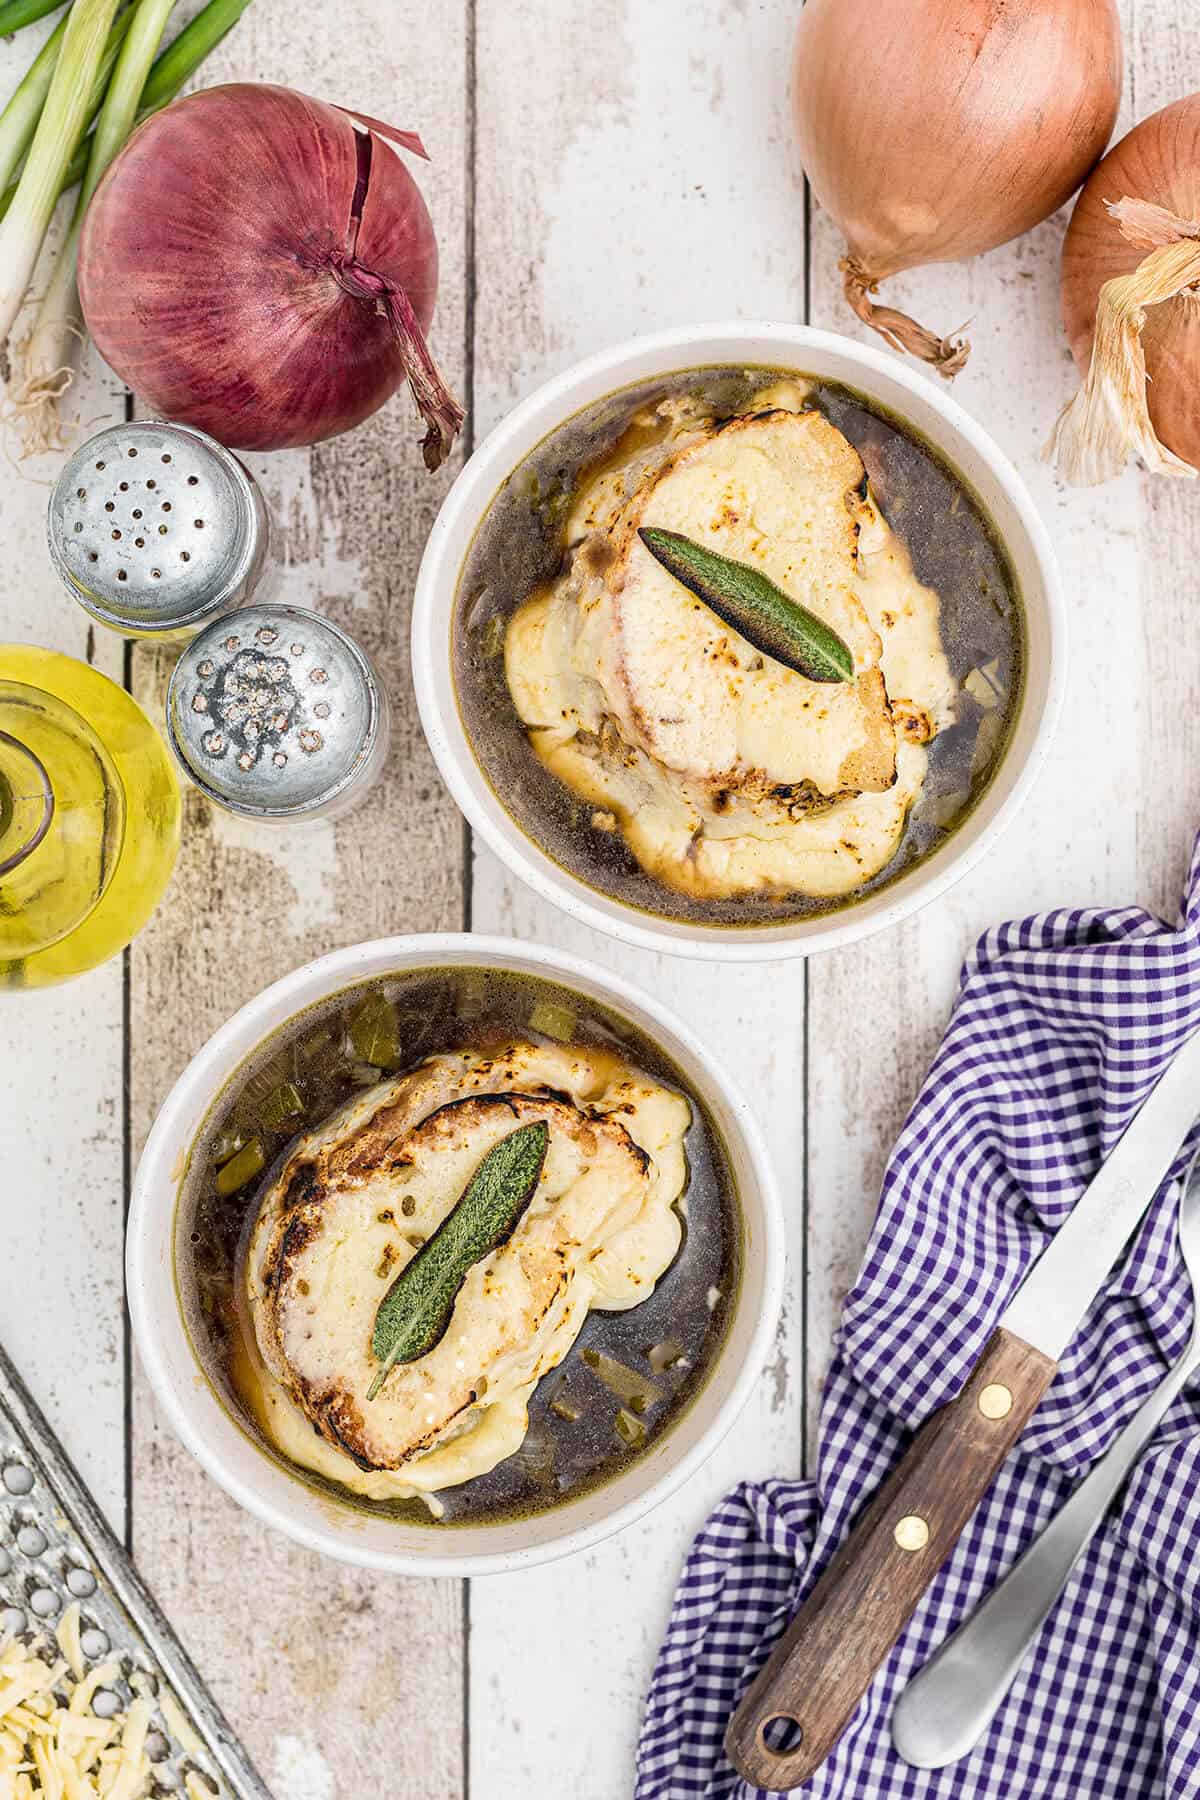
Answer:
[127,935,783,1576]
[412,321,1066,960]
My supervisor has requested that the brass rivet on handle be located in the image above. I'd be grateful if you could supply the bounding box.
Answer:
[979,1383,1013,1420]
[894,1514,930,1552]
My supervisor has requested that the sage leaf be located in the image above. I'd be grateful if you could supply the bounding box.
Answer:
[638,526,854,684]
[368,1117,549,1399]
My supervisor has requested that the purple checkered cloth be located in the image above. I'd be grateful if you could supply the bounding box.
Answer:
[637,842,1200,1798]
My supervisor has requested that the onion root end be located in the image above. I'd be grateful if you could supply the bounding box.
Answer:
[841,258,970,378]
[1049,202,1200,486]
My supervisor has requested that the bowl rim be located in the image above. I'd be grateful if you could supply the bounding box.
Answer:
[411,318,1067,961]
[127,932,785,1576]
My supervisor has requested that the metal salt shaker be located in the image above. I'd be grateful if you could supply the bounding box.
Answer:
[47,420,267,639]
[166,603,390,822]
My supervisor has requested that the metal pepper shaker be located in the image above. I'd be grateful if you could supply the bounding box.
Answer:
[47,421,268,639]
[165,603,390,822]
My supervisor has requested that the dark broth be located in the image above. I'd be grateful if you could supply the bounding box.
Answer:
[178,965,741,1527]
[453,365,1026,926]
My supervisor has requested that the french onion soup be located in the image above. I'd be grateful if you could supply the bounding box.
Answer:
[453,367,1024,924]
[178,967,739,1524]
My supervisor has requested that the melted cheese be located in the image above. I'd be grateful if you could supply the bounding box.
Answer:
[239,1040,690,1507]
[505,387,956,902]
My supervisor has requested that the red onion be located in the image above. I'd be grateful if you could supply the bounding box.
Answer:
[78,82,463,467]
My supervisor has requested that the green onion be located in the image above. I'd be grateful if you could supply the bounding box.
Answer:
[0,0,123,344]
[16,0,177,446]
[0,13,67,189]
[138,0,251,112]
[0,0,67,36]
[0,0,254,222]
[0,7,131,199]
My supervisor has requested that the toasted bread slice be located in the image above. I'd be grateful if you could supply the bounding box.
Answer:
[247,1042,686,1476]
[599,409,896,799]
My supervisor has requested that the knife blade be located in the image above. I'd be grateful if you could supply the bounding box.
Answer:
[724,1023,1200,1794]
[1001,1026,1200,1356]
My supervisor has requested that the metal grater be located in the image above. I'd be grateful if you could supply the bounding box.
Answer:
[47,422,268,640]
[0,1338,272,1800]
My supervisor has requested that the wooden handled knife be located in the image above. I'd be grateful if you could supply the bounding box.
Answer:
[725,1025,1200,1791]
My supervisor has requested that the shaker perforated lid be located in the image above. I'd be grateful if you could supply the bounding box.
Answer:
[47,421,266,635]
[166,603,382,818]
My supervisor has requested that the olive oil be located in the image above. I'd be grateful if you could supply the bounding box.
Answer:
[0,645,181,988]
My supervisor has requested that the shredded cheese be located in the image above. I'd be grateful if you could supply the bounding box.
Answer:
[0,1609,177,1800]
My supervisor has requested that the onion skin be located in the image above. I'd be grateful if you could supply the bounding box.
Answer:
[1062,95,1200,468]
[78,83,460,462]
[792,0,1122,374]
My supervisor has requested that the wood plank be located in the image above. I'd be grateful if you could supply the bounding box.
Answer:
[124,9,470,1795]
[1127,0,1200,922]
[466,868,806,1796]
[0,11,129,1532]
[469,4,806,1794]
[802,1,1147,1448]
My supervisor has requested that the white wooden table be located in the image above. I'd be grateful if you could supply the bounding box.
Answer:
[2,2,1195,1794]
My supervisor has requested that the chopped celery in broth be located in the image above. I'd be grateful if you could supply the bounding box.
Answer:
[528,998,577,1041]
[349,991,403,1068]
[260,1081,305,1131]
[215,1137,264,1197]
[456,969,488,1016]
[614,1407,647,1450]
[582,1347,662,1413]
[209,1125,247,1166]
[647,1338,686,1375]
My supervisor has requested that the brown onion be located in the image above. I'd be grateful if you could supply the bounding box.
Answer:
[78,83,463,466]
[1052,96,1200,484]
[791,0,1122,376]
